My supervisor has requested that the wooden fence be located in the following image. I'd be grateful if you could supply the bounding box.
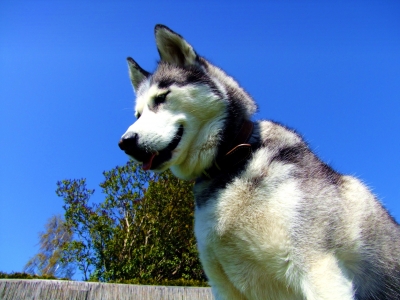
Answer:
[0,280,214,300]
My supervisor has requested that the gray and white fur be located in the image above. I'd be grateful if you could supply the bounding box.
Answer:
[119,25,400,299]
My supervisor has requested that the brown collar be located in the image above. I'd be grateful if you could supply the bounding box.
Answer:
[200,120,254,180]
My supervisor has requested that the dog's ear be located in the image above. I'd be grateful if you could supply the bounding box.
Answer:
[155,24,198,68]
[127,57,150,92]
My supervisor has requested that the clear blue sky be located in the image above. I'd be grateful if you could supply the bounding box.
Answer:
[1,0,399,277]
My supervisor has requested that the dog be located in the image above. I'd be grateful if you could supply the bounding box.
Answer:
[118,25,400,299]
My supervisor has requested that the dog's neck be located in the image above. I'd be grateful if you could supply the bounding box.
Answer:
[198,119,254,181]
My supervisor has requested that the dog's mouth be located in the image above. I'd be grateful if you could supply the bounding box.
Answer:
[142,125,184,170]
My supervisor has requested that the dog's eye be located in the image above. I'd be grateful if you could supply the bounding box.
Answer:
[154,91,170,106]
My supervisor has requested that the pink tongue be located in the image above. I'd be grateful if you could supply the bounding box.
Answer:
[142,153,157,171]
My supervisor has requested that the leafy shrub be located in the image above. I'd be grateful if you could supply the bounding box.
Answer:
[0,271,67,280]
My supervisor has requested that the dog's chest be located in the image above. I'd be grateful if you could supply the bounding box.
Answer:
[194,176,302,295]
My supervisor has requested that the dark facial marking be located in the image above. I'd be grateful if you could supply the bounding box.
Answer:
[154,91,170,108]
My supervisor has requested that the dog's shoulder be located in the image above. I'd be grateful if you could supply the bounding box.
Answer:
[256,120,306,158]
[254,120,342,184]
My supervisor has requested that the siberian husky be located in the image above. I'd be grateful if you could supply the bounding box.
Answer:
[119,25,400,299]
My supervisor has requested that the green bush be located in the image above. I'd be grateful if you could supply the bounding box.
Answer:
[0,271,67,280]
[58,163,205,282]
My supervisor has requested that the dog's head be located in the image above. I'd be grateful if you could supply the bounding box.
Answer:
[119,25,256,180]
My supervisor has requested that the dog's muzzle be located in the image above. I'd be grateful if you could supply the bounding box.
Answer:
[118,125,184,170]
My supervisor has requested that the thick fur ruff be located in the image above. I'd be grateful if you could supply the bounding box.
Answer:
[119,25,400,299]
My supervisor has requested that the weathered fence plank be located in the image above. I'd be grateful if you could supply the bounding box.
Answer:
[0,280,214,300]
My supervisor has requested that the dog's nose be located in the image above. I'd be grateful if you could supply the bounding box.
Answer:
[118,133,138,151]
[119,133,153,164]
